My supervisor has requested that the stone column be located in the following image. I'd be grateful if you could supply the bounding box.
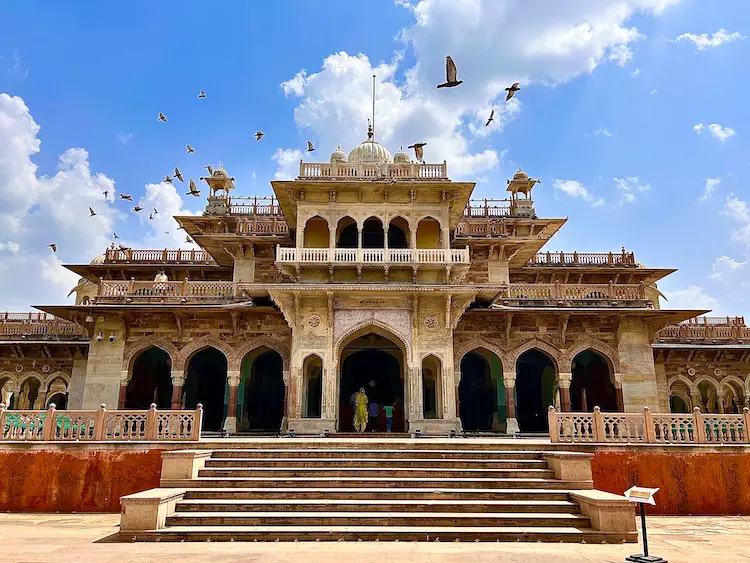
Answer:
[170,370,185,410]
[718,396,725,414]
[118,370,128,409]
[443,367,456,419]
[615,386,625,412]
[410,229,417,249]
[558,372,572,412]
[357,228,363,249]
[223,370,241,434]
[282,369,292,432]
[442,227,450,250]
[504,372,519,434]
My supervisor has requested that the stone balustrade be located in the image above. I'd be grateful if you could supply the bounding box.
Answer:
[549,406,750,445]
[104,249,214,264]
[276,245,471,265]
[0,312,88,340]
[96,279,238,303]
[236,217,290,236]
[298,161,448,180]
[500,282,647,301]
[656,323,750,343]
[530,251,637,266]
[462,199,512,218]
[228,196,283,216]
[0,402,202,441]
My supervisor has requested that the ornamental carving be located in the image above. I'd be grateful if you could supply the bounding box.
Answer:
[307,314,322,328]
[423,315,438,329]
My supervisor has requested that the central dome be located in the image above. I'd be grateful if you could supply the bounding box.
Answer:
[348,140,392,164]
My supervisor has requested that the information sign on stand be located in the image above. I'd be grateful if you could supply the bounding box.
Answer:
[624,486,667,563]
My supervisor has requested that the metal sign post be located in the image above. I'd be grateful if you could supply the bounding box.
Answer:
[624,486,667,563]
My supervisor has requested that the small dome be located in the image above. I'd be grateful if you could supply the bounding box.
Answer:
[513,168,529,180]
[213,168,229,178]
[330,145,348,164]
[90,254,106,265]
[393,146,411,164]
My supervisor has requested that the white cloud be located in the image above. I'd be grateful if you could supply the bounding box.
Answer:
[694,122,736,142]
[588,128,613,137]
[649,88,657,95]
[135,182,201,250]
[699,177,721,203]
[552,178,604,206]
[275,0,678,179]
[661,285,720,313]
[672,28,745,51]
[710,255,747,282]
[117,132,133,145]
[630,67,641,77]
[723,196,750,245]
[272,148,303,180]
[614,176,651,204]
[0,241,21,255]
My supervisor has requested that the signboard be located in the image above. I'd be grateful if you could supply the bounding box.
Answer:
[624,486,659,506]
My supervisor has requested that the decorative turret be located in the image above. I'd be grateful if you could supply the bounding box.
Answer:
[330,145,348,164]
[201,164,236,215]
[393,146,411,164]
[506,167,540,218]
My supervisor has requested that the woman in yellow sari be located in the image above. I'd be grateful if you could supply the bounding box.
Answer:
[354,388,368,433]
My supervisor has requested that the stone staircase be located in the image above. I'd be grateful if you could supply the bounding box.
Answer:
[119,441,637,543]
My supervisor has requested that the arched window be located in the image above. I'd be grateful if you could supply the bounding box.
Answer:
[362,217,384,248]
[302,354,323,418]
[422,355,443,419]
[416,217,441,249]
[303,216,330,248]
[388,217,409,249]
[336,216,357,248]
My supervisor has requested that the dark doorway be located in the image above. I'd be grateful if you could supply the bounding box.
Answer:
[388,223,408,249]
[570,350,618,411]
[516,350,556,432]
[459,352,496,431]
[362,217,384,248]
[126,347,172,409]
[184,347,227,431]
[339,333,404,432]
[47,392,68,410]
[241,350,285,432]
[303,354,323,418]
[337,218,358,248]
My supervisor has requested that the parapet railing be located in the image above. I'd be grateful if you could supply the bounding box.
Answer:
[530,251,637,266]
[96,279,238,303]
[500,282,647,301]
[680,316,746,327]
[548,406,750,445]
[0,313,88,339]
[656,324,750,342]
[104,249,214,264]
[462,199,513,218]
[299,161,448,180]
[276,246,471,265]
[228,196,284,216]
[0,403,202,442]
[236,217,290,236]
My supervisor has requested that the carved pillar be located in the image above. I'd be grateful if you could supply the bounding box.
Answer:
[718,396,725,414]
[504,371,519,434]
[357,228,363,249]
[282,369,292,432]
[443,367,456,419]
[223,370,241,434]
[170,370,185,410]
[410,229,417,249]
[409,366,423,425]
[558,372,572,412]
[329,225,336,249]
[118,370,128,409]
[442,227,450,249]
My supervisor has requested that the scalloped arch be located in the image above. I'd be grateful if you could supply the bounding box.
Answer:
[334,319,412,366]
[230,336,290,372]
[563,338,621,373]
[177,336,234,371]
[508,339,562,373]
[668,375,696,394]
[122,337,180,372]
[453,338,506,372]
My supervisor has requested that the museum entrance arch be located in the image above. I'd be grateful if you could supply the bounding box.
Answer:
[183,347,228,431]
[126,347,172,409]
[238,347,285,432]
[516,349,556,433]
[459,348,505,432]
[338,331,405,433]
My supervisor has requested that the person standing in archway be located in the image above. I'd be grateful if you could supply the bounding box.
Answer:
[354,388,368,433]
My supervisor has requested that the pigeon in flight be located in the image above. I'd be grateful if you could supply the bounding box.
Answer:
[102,190,109,199]
[198,90,206,99]
[165,231,170,235]
[153,208,158,215]
[149,213,153,220]
[505,82,521,101]
[163,175,173,183]
[88,207,97,217]
[407,142,427,162]
[204,164,213,175]
[158,112,167,123]
[113,232,119,240]
[306,140,315,152]
[187,179,201,197]
[185,236,193,243]
[119,194,133,201]
[485,109,494,127]
[174,167,184,182]
[255,131,264,141]
[437,56,463,88]
[186,144,196,154]
[133,206,143,213]
[48,243,57,253]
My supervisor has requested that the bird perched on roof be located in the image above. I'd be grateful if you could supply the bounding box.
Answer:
[187,179,200,197]
[119,194,133,201]
[485,109,494,127]
[185,236,193,243]
[407,142,426,162]
[158,112,167,123]
[306,140,315,152]
[505,82,520,101]
[204,164,213,175]
[198,90,206,99]
[177,226,186,231]
[133,206,143,213]
[47,243,57,253]
[174,167,184,182]
[186,144,195,154]
[255,131,264,141]
[118,244,131,251]
[163,175,173,183]
[88,207,97,217]
[437,56,463,88]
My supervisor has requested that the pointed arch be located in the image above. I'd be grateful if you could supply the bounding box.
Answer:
[229,336,290,372]
[668,375,696,395]
[719,375,746,395]
[563,338,620,374]
[694,376,720,394]
[454,338,506,373]
[44,371,71,388]
[122,337,179,372]
[335,319,412,366]
[17,372,45,390]
[178,336,234,371]
[508,339,561,373]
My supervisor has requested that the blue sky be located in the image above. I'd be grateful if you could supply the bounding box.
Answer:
[0,0,748,315]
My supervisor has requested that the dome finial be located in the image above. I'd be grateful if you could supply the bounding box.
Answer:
[367,119,373,141]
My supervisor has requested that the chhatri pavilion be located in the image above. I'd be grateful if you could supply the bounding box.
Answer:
[2,125,749,435]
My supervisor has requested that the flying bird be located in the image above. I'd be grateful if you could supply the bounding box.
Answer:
[133,206,143,213]
[174,167,184,182]
[163,175,173,183]
[102,190,109,199]
[407,142,427,162]
[505,82,521,101]
[198,90,206,99]
[186,144,196,154]
[158,112,167,123]
[88,207,97,217]
[119,194,133,201]
[187,179,200,197]
[153,208,158,215]
[254,131,264,141]
[185,236,193,243]
[485,109,494,127]
[204,164,213,175]
[113,232,119,239]
[437,56,463,88]
[149,213,153,220]
[306,140,315,152]
[118,244,131,251]
[47,243,57,253]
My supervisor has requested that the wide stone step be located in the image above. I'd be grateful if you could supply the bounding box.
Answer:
[120,525,636,543]
[209,448,547,460]
[203,457,549,469]
[196,467,556,479]
[163,477,592,490]
[174,498,580,514]
[164,511,592,528]
[181,487,575,501]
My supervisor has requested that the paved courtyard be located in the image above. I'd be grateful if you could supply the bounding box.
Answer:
[0,514,748,562]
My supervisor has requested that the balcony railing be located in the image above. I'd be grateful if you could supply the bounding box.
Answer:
[298,161,448,180]
[96,279,238,303]
[455,219,508,237]
[236,217,290,236]
[462,199,512,218]
[276,246,471,265]
[0,313,88,340]
[501,282,646,301]
[228,196,283,216]
[656,323,750,343]
[104,249,214,264]
[530,251,637,266]
[680,315,745,327]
